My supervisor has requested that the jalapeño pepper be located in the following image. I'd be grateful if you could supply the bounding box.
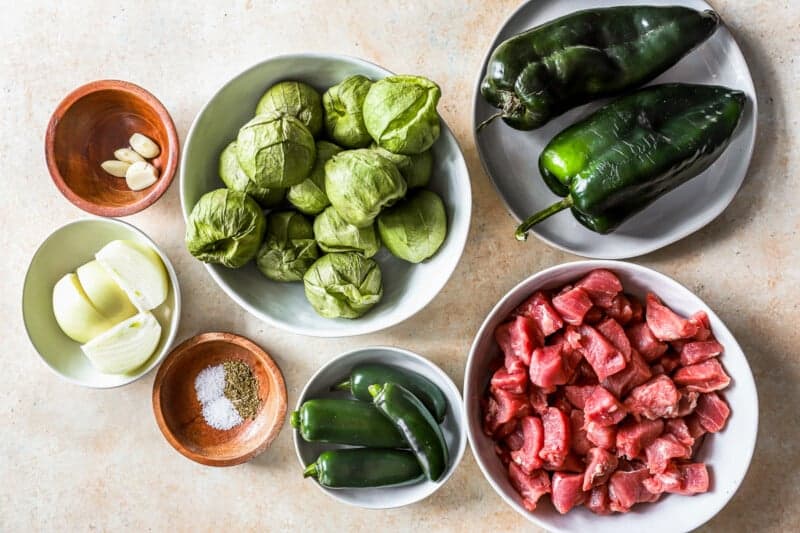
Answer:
[479,6,719,131]
[303,448,424,488]
[334,363,448,422]
[369,383,448,481]
[291,399,407,448]
[515,83,746,238]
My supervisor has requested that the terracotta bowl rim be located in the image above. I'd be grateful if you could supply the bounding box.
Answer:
[44,79,180,217]
[151,331,288,467]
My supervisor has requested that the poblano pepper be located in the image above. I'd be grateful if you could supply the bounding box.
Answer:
[515,83,746,238]
[479,6,720,131]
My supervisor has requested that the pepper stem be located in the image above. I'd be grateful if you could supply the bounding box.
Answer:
[476,111,504,132]
[367,384,383,398]
[515,197,574,241]
[332,380,351,392]
[290,411,300,428]
[303,462,318,478]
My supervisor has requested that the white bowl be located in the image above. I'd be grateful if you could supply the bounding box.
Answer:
[293,346,467,509]
[473,0,757,259]
[180,54,472,337]
[464,261,757,532]
[22,218,181,388]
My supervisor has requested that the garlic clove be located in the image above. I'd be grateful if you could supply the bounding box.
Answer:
[129,133,160,159]
[125,161,159,191]
[114,147,145,164]
[101,160,131,178]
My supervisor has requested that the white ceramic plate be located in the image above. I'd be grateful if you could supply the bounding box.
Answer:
[22,218,181,388]
[181,54,472,337]
[464,261,757,532]
[473,0,757,259]
[293,346,467,509]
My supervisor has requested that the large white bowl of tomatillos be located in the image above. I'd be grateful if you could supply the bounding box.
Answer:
[180,54,472,337]
[23,218,180,388]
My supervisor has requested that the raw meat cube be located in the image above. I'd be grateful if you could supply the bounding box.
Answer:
[583,447,619,490]
[570,410,593,455]
[495,316,544,368]
[513,291,564,336]
[495,420,519,439]
[685,413,707,439]
[529,344,568,388]
[552,287,594,326]
[626,322,668,362]
[561,343,584,384]
[539,407,571,467]
[551,472,587,514]
[605,293,634,325]
[680,340,724,366]
[645,434,692,474]
[645,293,699,341]
[491,367,528,395]
[644,462,709,495]
[504,425,524,451]
[576,269,623,308]
[511,416,545,474]
[586,421,617,451]
[673,360,731,393]
[616,419,665,460]
[673,389,700,418]
[665,418,695,448]
[543,452,584,473]
[564,385,596,410]
[689,311,712,341]
[597,317,632,360]
[570,324,627,381]
[587,484,612,515]
[484,388,530,435]
[694,392,730,433]
[508,463,551,512]
[608,467,660,512]
[624,375,681,420]
[529,386,549,416]
[603,350,652,398]
[584,386,628,427]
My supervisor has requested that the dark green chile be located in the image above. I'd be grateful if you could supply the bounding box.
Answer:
[291,399,407,448]
[303,449,423,488]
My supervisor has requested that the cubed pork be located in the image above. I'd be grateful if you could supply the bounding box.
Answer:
[616,419,665,460]
[511,416,545,473]
[564,385,597,410]
[603,350,652,398]
[694,392,730,433]
[605,293,634,325]
[539,407,571,468]
[586,421,617,451]
[624,375,681,420]
[570,410,593,456]
[645,293,699,341]
[644,462,709,495]
[608,467,660,512]
[576,269,623,308]
[570,324,627,381]
[680,340,724,366]
[584,386,628,427]
[665,418,695,448]
[551,472,587,514]
[644,434,692,474]
[673,359,731,393]
[626,322,668,362]
[508,463,551,511]
[529,344,568,388]
[597,317,632,360]
[484,388,530,435]
[587,484,612,515]
[583,447,619,490]
[491,367,528,395]
[513,291,564,336]
[552,286,594,326]
[495,316,544,368]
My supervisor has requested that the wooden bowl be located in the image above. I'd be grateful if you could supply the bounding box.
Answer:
[45,80,179,217]
[152,332,287,466]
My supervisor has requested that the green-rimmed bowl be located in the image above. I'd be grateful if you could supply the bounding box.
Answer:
[22,218,181,388]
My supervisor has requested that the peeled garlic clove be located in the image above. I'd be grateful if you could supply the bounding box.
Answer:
[125,161,159,191]
[101,160,131,178]
[129,133,160,159]
[114,147,145,164]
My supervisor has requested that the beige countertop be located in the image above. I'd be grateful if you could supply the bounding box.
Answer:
[2,1,798,531]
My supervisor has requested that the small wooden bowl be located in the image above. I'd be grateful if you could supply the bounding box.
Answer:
[45,80,179,217]
[152,332,287,466]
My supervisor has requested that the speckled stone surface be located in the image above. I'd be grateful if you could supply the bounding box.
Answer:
[1,1,798,531]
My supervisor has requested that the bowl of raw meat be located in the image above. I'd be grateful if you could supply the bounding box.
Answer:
[464,261,757,532]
